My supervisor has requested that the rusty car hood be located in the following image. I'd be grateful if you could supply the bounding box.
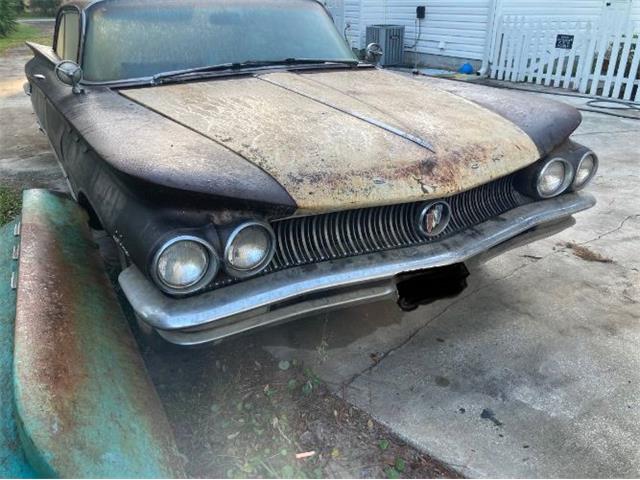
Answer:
[120,68,578,213]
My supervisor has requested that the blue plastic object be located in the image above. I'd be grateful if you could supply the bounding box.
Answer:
[458,63,474,74]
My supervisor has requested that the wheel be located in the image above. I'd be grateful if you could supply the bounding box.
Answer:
[397,297,418,312]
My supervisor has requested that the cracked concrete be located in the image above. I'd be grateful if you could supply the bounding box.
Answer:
[261,94,640,477]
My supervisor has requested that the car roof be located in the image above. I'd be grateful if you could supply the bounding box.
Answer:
[61,0,324,12]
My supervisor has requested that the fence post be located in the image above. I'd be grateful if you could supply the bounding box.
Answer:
[611,19,636,99]
[576,21,595,93]
[490,15,505,79]
[561,22,579,89]
[589,14,614,95]
[621,23,640,101]
[601,17,626,97]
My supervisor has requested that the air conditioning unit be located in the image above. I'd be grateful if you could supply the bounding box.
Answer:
[365,25,405,66]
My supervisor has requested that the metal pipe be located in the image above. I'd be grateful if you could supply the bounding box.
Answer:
[479,0,499,77]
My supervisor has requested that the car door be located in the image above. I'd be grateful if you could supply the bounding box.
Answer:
[47,8,81,153]
[25,7,82,176]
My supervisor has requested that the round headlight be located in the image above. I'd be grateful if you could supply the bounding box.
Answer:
[572,152,598,190]
[153,236,218,294]
[224,222,276,277]
[537,158,573,198]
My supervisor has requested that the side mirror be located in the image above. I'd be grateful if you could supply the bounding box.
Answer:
[365,42,383,64]
[55,60,84,94]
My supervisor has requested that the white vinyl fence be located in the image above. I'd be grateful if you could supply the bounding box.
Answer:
[490,14,640,102]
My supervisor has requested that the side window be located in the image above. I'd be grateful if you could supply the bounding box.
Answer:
[55,11,80,62]
[54,14,65,57]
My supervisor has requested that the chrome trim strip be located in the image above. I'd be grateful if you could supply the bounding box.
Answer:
[119,193,595,336]
[257,75,436,152]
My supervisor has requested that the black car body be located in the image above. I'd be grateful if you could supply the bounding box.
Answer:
[24,0,598,345]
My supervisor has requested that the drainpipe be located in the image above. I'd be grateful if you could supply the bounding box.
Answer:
[479,0,499,77]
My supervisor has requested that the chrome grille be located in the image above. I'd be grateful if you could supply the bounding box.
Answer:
[268,175,527,271]
[208,175,529,289]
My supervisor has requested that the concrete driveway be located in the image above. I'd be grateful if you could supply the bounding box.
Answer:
[1,28,639,477]
[260,102,640,477]
[0,22,65,193]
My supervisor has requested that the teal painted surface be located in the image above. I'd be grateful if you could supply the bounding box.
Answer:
[13,190,185,478]
[0,219,37,479]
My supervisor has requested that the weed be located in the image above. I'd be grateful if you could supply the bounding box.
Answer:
[0,187,20,225]
[565,242,613,263]
[0,22,50,54]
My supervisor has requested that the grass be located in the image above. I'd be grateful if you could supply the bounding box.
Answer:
[0,22,51,55]
[17,12,55,19]
[0,187,21,226]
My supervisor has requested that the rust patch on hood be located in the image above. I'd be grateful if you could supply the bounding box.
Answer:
[121,69,540,213]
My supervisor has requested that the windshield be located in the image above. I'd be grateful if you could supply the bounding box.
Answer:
[82,0,357,82]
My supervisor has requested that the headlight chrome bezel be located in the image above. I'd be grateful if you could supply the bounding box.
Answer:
[151,235,219,295]
[517,156,575,200]
[223,221,276,279]
[536,157,574,198]
[571,151,598,191]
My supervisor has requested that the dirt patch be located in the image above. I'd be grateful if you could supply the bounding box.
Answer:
[140,338,461,479]
[564,242,613,263]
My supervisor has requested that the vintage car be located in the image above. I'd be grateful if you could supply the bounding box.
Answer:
[24,0,597,345]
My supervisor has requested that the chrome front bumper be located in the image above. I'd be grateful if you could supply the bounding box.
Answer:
[119,193,595,345]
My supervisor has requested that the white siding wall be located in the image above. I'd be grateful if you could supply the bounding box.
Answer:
[344,0,362,48]
[343,0,640,61]
[345,0,491,60]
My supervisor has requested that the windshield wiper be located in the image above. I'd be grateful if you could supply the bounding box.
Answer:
[152,58,359,84]
[247,58,360,67]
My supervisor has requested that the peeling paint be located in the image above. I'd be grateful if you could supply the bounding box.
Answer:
[13,190,185,478]
[121,69,541,213]
[0,220,36,478]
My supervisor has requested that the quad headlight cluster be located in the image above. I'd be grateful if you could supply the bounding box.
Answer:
[516,148,598,200]
[151,221,276,295]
